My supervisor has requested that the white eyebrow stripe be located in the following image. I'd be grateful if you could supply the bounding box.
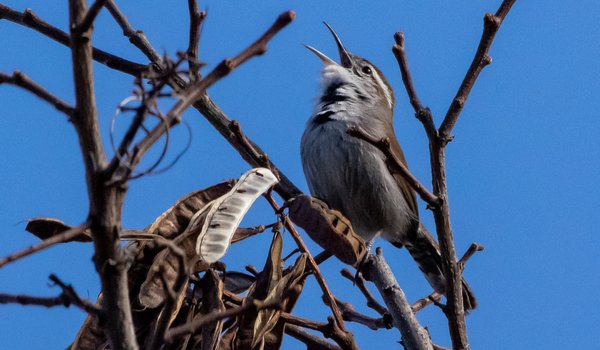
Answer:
[371,69,393,109]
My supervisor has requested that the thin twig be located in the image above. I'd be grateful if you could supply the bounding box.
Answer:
[334,297,390,330]
[458,243,485,272]
[0,71,75,118]
[124,11,295,177]
[186,0,206,81]
[75,0,110,35]
[104,0,161,63]
[438,0,517,139]
[0,4,147,75]
[265,195,346,331]
[0,222,89,269]
[346,126,440,208]
[340,269,388,316]
[391,32,437,139]
[285,324,342,350]
[164,297,280,343]
[411,292,442,313]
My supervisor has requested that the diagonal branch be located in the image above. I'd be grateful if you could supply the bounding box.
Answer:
[104,0,161,63]
[75,0,110,35]
[438,0,517,139]
[0,274,103,317]
[346,126,440,208]
[122,11,295,178]
[363,248,433,350]
[0,70,75,118]
[0,222,89,269]
[0,4,147,75]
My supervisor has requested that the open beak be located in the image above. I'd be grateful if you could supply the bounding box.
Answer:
[303,44,336,66]
[304,22,353,68]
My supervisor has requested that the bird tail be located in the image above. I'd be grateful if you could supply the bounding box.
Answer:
[400,223,477,311]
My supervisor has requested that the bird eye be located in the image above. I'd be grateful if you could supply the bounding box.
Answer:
[361,66,372,75]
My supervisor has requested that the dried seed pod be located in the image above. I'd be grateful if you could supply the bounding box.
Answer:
[286,195,366,266]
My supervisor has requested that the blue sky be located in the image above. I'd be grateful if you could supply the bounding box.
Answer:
[1,1,599,349]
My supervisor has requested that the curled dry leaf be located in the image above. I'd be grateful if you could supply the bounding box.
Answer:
[286,195,367,266]
[25,217,92,242]
[138,208,211,308]
[196,168,279,263]
[136,181,233,309]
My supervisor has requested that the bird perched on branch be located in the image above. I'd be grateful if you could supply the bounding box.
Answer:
[300,23,476,310]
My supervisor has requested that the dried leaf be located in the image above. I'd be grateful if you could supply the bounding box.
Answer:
[286,195,367,266]
[25,217,92,242]
[196,168,279,263]
[138,209,211,308]
[253,253,307,348]
[222,272,257,295]
[199,270,225,350]
[146,181,234,239]
[138,183,232,308]
[235,232,283,350]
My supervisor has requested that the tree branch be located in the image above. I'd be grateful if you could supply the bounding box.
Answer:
[363,248,433,350]
[68,0,137,348]
[346,126,440,208]
[391,2,516,349]
[186,0,206,81]
[265,195,348,332]
[285,324,342,350]
[75,0,110,35]
[0,222,89,269]
[104,0,161,63]
[0,70,75,118]
[0,274,103,317]
[0,4,147,75]
[438,0,516,139]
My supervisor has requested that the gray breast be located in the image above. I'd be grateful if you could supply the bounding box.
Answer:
[300,120,412,243]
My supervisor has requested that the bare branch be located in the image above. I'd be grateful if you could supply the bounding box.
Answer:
[265,195,347,332]
[391,32,437,139]
[363,248,433,350]
[334,297,391,330]
[458,243,485,272]
[124,11,295,177]
[186,0,206,81]
[438,0,517,139]
[0,222,89,269]
[411,292,442,313]
[347,126,440,208]
[0,4,147,75]
[285,324,342,350]
[341,269,388,316]
[68,0,136,348]
[0,70,75,118]
[0,274,102,317]
[104,0,162,63]
[75,0,110,35]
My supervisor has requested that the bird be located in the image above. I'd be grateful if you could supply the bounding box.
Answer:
[300,23,476,310]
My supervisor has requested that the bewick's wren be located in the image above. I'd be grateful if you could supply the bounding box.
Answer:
[301,23,476,310]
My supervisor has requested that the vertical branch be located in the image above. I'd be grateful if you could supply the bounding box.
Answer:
[68,0,137,349]
[364,249,433,350]
[392,1,516,349]
[186,0,206,81]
